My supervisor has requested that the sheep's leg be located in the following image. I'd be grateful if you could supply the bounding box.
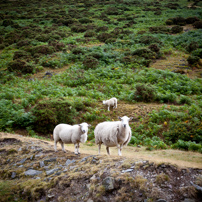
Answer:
[61,142,66,153]
[74,144,78,155]
[117,145,122,156]
[54,141,58,152]
[98,144,101,155]
[106,147,110,155]
[78,143,80,154]
[108,106,110,111]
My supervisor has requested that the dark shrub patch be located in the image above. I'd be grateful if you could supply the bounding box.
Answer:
[139,35,161,45]
[79,17,93,24]
[97,33,113,43]
[71,47,85,55]
[148,44,160,53]
[96,26,108,32]
[105,38,116,44]
[186,42,199,53]
[132,48,156,59]
[13,50,31,60]
[2,19,14,26]
[16,40,31,48]
[83,56,99,69]
[63,18,77,26]
[134,83,157,102]
[32,99,88,134]
[166,17,186,26]
[149,26,170,34]
[187,55,200,66]
[165,3,180,9]
[48,40,66,51]
[30,45,55,55]
[170,25,183,34]
[0,36,4,44]
[193,20,202,29]
[105,7,122,15]
[192,49,202,58]
[185,16,200,24]
[154,10,162,15]
[71,24,87,32]
[7,60,34,74]
[84,30,96,37]
[35,34,50,42]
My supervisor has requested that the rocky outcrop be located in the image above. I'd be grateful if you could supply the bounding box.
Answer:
[0,133,202,202]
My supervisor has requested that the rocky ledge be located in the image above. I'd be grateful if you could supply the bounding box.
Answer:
[0,133,202,202]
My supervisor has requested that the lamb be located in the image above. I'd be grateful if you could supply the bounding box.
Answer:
[53,122,91,154]
[103,97,117,111]
[94,116,133,156]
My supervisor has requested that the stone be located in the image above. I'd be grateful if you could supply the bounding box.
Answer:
[65,159,76,166]
[44,158,57,164]
[102,177,115,191]
[46,168,59,176]
[19,158,27,164]
[24,169,42,176]
[184,199,196,202]
[11,172,16,179]
[156,199,167,202]
[40,161,45,168]
[122,169,134,173]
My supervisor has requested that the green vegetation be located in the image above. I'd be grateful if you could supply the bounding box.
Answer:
[0,0,202,152]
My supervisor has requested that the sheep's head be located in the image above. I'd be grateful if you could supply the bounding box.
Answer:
[103,100,106,105]
[79,122,91,134]
[118,116,133,128]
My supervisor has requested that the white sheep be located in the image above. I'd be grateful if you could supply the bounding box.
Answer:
[94,116,133,156]
[103,97,117,111]
[53,122,91,154]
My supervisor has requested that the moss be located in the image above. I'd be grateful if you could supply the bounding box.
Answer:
[7,149,18,155]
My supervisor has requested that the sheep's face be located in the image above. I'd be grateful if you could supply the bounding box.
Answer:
[119,116,133,128]
[103,100,106,105]
[79,122,91,134]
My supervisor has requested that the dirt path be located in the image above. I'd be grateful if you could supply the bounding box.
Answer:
[1,132,202,169]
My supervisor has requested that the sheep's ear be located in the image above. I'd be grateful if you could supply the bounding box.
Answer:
[129,117,133,121]
[88,124,91,127]
[118,116,122,120]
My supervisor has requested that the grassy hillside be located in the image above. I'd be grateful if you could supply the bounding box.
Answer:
[0,0,202,152]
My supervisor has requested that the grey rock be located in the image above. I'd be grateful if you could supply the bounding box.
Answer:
[18,147,22,151]
[11,172,16,179]
[19,158,27,164]
[122,168,133,173]
[87,199,93,202]
[65,159,76,166]
[40,161,45,168]
[44,158,57,164]
[46,168,59,176]
[156,200,167,202]
[102,177,115,191]
[19,165,24,168]
[184,199,195,202]
[24,169,42,176]
[30,155,35,160]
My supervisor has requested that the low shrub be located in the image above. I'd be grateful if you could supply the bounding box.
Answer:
[31,98,91,135]
[170,25,183,34]
[186,42,199,53]
[97,33,113,43]
[84,31,96,37]
[7,60,34,74]
[132,48,156,59]
[187,55,200,66]
[133,83,157,102]
[193,20,202,29]
[139,35,161,45]
[83,56,99,69]
[185,16,200,24]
